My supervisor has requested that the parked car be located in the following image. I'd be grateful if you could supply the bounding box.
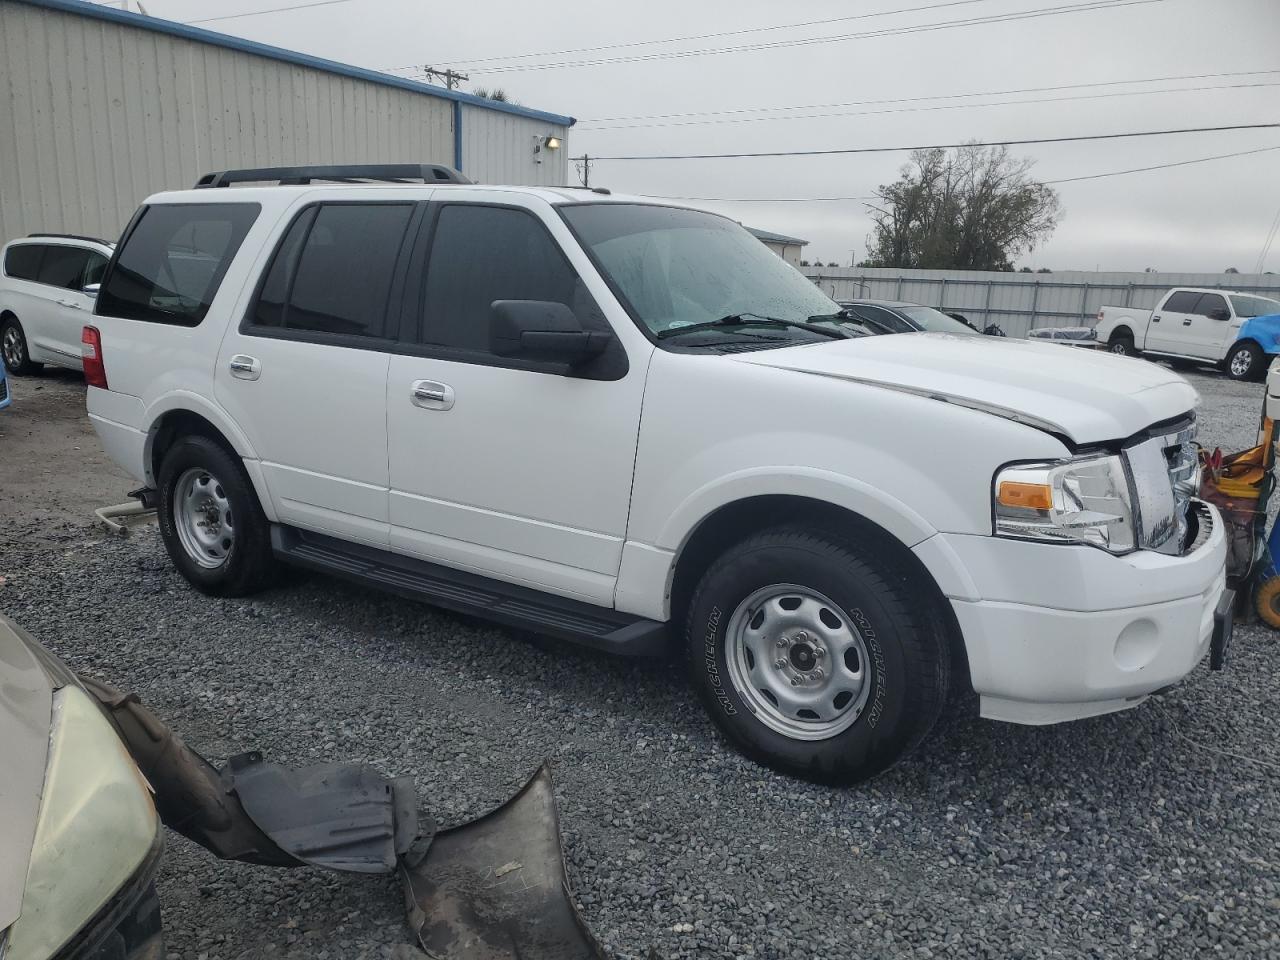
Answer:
[1,614,164,960]
[839,298,984,336]
[1027,326,1100,348]
[0,233,114,375]
[1094,287,1280,380]
[84,165,1229,784]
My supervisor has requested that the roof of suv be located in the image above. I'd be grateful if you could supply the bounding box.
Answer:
[142,183,696,210]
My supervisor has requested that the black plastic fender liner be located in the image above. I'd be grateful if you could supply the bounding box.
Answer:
[400,764,606,960]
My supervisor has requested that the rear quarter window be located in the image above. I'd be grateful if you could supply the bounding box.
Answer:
[97,203,260,326]
[4,244,44,281]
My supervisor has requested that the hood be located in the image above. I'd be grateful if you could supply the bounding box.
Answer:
[731,332,1199,444]
[0,616,54,932]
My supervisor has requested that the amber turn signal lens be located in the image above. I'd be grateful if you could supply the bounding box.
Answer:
[997,481,1053,511]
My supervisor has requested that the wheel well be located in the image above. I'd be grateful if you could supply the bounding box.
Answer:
[148,410,239,484]
[1109,325,1133,342]
[669,495,971,692]
[1231,338,1261,354]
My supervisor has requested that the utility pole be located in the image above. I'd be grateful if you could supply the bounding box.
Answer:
[572,154,591,187]
[417,66,469,90]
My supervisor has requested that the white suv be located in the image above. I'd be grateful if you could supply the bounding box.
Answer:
[84,164,1230,783]
[1,234,114,375]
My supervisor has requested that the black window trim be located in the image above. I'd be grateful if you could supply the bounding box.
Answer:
[93,202,261,326]
[1192,292,1229,318]
[239,199,425,352]
[392,199,629,380]
[3,242,49,283]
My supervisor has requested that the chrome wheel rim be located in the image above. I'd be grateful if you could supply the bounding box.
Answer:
[724,584,873,741]
[2,326,22,368]
[173,467,234,569]
[1230,349,1252,377]
[1110,341,1128,355]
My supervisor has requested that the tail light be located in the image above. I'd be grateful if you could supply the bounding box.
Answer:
[1096,310,1104,322]
[82,325,108,389]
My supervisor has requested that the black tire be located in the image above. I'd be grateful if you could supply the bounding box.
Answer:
[157,435,275,597]
[1107,333,1137,357]
[684,527,948,785]
[1,315,43,375]
[1224,341,1264,381]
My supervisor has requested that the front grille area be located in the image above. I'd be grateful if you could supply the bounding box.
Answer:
[1124,416,1198,555]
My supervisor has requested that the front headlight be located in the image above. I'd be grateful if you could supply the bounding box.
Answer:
[993,455,1136,554]
[4,686,159,960]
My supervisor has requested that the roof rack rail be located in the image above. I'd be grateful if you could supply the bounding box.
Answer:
[28,232,113,245]
[194,164,474,188]
[554,185,612,195]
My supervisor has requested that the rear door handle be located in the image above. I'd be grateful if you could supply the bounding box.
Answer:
[55,298,83,310]
[1152,316,1161,323]
[411,379,454,411]
[1183,319,1193,325]
[229,355,261,381]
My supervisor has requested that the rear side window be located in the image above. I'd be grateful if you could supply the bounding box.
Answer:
[37,245,91,291]
[1193,293,1228,317]
[1162,291,1200,313]
[415,204,597,354]
[97,203,259,326]
[250,203,413,340]
[82,252,109,288]
[4,244,44,281]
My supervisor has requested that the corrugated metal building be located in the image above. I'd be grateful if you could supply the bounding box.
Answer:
[0,0,575,243]
[804,266,1280,338]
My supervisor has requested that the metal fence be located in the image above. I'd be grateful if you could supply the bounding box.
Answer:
[801,267,1280,339]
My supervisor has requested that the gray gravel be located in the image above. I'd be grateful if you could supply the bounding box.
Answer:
[2,365,1279,960]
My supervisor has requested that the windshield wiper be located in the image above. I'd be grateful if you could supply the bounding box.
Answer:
[657,312,852,340]
[807,308,893,336]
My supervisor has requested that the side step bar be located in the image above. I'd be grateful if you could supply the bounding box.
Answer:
[270,526,668,657]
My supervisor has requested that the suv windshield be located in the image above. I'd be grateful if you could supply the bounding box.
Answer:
[1230,294,1280,318]
[561,203,841,346]
[896,305,979,334]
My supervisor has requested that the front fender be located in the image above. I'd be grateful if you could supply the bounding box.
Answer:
[1238,313,1280,354]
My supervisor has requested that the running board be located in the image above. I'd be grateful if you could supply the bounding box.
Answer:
[270,526,667,657]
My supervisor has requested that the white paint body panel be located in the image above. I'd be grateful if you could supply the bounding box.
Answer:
[1096,287,1251,361]
[86,184,1230,729]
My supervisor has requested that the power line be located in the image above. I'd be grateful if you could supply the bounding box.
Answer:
[580,68,1280,124]
[184,0,353,24]
[590,123,1280,162]
[578,81,1280,132]
[1256,202,1280,274]
[666,144,1280,202]
[421,0,1002,70]
[466,0,1160,75]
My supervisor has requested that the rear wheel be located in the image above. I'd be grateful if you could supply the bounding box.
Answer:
[1108,333,1137,357]
[1,316,42,375]
[1225,341,1263,381]
[157,435,275,596]
[684,527,948,784]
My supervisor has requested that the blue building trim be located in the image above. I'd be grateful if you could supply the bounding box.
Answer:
[12,0,575,128]
[453,101,464,171]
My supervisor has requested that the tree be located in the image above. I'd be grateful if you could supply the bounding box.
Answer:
[800,259,811,267]
[861,143,1060,271]
[473,87,512,102]
[1225,267,1241,274]
[1037,267,1052,273]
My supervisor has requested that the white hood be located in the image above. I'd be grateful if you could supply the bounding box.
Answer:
[732,332,1199,443]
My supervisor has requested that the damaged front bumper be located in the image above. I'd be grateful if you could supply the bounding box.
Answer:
[80,676,606,960]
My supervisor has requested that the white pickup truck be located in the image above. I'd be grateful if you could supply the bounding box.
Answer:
[1095,287,1280,380]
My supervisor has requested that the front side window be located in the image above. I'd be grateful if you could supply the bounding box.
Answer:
[561,203,838,347]
[416,204,602,355]
[1193,293,1228,318]
[1230,294,1280,318]
[36,245,91,291]
[4,244,45,281]
[896,305,977,334]
[252,203,413,339]
[97,203,259,325]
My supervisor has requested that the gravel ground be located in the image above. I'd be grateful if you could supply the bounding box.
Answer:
[1,364,1279,960]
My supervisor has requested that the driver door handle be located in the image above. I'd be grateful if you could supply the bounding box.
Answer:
[411,379,455,411]
[1152,316,1161,323]
[1183,319,1193,325]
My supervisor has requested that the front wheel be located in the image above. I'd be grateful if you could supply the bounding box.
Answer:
[157,435,276,596]
[1224,342,1263,381]
[685,527,948,784]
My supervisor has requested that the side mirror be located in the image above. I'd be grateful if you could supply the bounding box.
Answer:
[489,300,611,368]
[82,282,101,297]
[1209,307,1231,321]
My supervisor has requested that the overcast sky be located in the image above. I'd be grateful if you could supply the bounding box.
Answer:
[136,0,1278,272]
